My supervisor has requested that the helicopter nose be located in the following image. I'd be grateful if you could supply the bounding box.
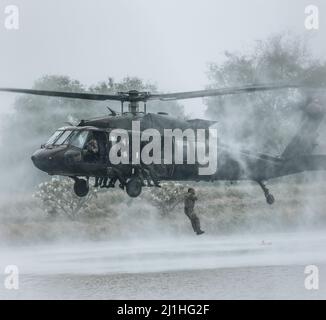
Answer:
[31,150,52,172]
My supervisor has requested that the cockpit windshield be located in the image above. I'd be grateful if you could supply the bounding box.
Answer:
[45,129,90,148]
[68,130,89,149]
[54,130,73,145]
[45,130,63,146]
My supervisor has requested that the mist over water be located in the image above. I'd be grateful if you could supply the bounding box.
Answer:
[1,231,326,299]
[1,231,326,275]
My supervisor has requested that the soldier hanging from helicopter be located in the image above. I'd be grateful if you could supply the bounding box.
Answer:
[184,188,205,235]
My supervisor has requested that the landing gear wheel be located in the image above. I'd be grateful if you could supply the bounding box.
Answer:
[126,178,142,198]
[266,193,275,205]
[73,179,89,198]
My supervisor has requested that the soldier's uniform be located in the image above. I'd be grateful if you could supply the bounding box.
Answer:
[184,189,204,235]
[84,138,99,162]
[106,166,127,189]
[87,139,99,156]
[85,138,101,187]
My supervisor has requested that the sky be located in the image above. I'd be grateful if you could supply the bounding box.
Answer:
[0,0,325,118]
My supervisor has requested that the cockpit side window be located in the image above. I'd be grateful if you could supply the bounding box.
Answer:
[69,131,89,149]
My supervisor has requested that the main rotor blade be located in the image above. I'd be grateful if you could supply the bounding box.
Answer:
[147,83,308,101]
[1,82,323,104]
[0,88,124,102]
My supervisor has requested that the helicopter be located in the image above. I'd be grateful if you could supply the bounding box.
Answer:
[0,83,325,204]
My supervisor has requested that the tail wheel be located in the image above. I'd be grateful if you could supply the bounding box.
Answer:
[73,179,89,198]
[266,194,275,205]
[126,178,142,198]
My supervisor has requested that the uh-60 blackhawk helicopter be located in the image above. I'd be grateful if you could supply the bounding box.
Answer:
[1,82,326,204]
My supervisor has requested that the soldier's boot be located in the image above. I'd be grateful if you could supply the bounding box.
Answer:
[145,177,153,187]
[193,216,205,235]
[142,168,153,187]
[146,166,161,187]
[94,177,100,188]
[107,178,117,188]
[152,176,161,187]
[152,174,161,187]
[138,171,147,187]
[100,177,108,188]
[117,177,126,190]
[112,169,126,190]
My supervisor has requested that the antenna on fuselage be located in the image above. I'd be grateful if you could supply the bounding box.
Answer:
[107,106,117,116]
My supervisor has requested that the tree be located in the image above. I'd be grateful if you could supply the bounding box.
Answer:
[33,177,98,219]
[205,33,326,155]
[33,176,131,220]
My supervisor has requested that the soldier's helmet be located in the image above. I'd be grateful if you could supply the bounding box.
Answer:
[188,188,195,194]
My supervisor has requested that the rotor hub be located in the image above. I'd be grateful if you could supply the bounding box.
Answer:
[118,90,150,114]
